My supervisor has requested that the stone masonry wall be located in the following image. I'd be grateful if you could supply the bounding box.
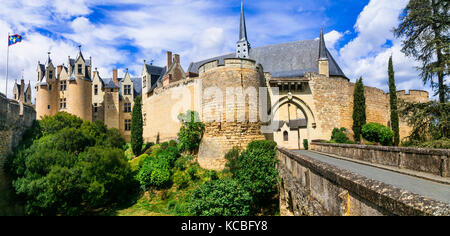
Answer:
[278,147,450,216]
[198,59,266,170]
[0,92,36,166]
[309,75,427,142]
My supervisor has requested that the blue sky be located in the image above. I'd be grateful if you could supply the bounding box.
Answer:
[0,0,433,100]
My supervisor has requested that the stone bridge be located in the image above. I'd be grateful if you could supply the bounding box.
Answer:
[278,143,450,216]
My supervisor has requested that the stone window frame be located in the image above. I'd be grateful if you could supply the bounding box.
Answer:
[94,84,98,95]
[124,119,131,131]
[49,70,53,79]
[59,98,66,110]
[60,80,67,91]
[143,75,147,88]
[124,103,132,113]
[94,103,98,113]
[124,85,132,95]
[77,64,82,74]
[143,113,147,126]
[283,131,289,142]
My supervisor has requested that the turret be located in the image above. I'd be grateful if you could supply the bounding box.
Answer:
[318,28,330,77]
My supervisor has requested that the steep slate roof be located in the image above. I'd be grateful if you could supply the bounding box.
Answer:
[187,39,347,79]
[101,77,143,99]
[146,64,165,75]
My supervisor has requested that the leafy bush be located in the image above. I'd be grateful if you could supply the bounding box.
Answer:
[151,167,171,189]
[187,165,199,180]
[173,170,191,189]
[233,140,278,210]
[188,178,252,216]
[177,110,205,154]
[224,147,240,173]
[158,146,180,168]
[174,155,194,171]
[137,157,170,188]
[362,123,394,146]
[331,128,351,144]
[303,139,309,150]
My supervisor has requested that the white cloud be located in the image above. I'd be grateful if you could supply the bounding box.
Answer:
[334,0,432,97]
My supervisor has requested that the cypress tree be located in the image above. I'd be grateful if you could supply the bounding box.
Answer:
[388,56,400,146]
[352,77,367,143]
[131,96,143,156]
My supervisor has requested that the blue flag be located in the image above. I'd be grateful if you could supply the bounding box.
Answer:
[8,34,22,46]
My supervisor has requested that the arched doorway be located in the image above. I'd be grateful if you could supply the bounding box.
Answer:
[270,96,315,149]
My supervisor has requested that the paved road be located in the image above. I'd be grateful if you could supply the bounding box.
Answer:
[293,150,450,204]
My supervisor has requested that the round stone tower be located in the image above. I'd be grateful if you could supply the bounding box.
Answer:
[36,82,56,119]
[67,77,92,122]
[198,58,267,170]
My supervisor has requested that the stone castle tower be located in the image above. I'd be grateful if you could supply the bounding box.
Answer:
[36,48,92,121]
[196,4,266,170]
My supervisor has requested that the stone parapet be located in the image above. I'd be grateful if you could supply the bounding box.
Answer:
[310,142,450,177]
[278,147,450,216]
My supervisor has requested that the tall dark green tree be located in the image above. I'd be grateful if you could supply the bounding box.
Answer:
[394,0,449,104]
[131,96,144,156]
[352,78,367,143]
[388,56,400,146]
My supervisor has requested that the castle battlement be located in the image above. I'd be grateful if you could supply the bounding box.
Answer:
[198,58,257,74]
[396,90,429,97]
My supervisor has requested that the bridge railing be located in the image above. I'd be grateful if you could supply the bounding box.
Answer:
[310,142,450,177]
[277,147,450,216]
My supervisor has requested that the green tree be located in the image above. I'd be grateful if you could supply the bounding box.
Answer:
[352,78,367,143]
[233,141,278,211]
[188,178,252,216]
[388,56,400,146]
[394,0,449,104]
[131,96,144,156]
[10,113,137,215]
[177,110,205,154]
[400,101,449,140]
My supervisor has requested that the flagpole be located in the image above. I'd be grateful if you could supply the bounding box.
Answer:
[6,33,9,98]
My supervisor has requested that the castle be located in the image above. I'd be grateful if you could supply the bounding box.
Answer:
[33,3,429,170]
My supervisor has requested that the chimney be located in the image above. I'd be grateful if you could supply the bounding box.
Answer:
[166,51,173,69]
[174,54,180,64]
[113,69,118,86]
[57,65,63,77]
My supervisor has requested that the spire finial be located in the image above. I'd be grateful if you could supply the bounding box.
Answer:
[239,1,247,41]
[236,1,250,58]
[318,27,328,60]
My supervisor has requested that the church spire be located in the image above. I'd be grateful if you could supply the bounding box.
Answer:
[236,1,250,58]
[318,28,328,60]
[239,1,247,41]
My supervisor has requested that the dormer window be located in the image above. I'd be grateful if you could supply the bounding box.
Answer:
[124,85,131,95]
[143,76,147,88]
[77,64,82,74]
[94,85,98,95]
[49,71,53,79]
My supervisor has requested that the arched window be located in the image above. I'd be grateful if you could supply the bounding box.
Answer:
[283,131,289,142]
